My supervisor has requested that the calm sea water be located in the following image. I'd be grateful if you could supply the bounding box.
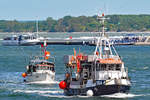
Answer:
[0,33,150,100]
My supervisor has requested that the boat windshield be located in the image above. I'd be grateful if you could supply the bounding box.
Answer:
[27,64,54,73]
[3,37,11,40]
[36,64,54,71]
[96,63,121,71]
[3,36,18,40]
[22,34,37,40]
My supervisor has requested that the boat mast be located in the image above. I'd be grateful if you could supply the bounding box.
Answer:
[36,17,39,37]
[94,13,120,61]
[94,13,109,59]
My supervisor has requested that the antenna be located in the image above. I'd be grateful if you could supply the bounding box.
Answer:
[97,13,109,37]
[104,3,108,15]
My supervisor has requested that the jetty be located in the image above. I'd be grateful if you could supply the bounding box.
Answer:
[2,35,150,46]
[37,38,89,45]
[37,36,150,46]
[134,36,150,45]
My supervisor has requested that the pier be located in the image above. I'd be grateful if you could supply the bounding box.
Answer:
[38,39,89,45]
[37,36,150,46]
[37,39,135,46]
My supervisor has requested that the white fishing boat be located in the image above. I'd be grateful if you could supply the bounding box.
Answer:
[59,13,131,96]
[22,41,55,84]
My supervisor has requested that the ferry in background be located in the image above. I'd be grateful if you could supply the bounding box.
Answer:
[2,33,41,46]
[22,41,55,84]
[59,13,131,96]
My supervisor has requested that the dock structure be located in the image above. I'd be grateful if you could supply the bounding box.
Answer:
[37,37,150,46]
[37,39,135,46]
[37,38,89,45]
[134,42,150,45]
[35,36,150,46]
[134,36,150,45]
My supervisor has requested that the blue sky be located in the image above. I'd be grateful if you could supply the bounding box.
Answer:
[0,0,150,20]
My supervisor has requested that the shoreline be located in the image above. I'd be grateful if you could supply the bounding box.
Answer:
[1,31,150,34]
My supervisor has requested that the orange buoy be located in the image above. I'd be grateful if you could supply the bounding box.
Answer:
[59,81,67,89]
[22,72,27,78]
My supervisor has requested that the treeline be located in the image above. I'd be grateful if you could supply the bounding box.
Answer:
[0,15,150,32]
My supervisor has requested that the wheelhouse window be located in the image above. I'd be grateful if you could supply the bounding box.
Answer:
[33,36,36,39]
[96,64,107,71]
[97,64,121,71]
[101,64,107,71]
[38,66,50,70]
[24,36,31,40]
[4,37,11,40]
[116,64,121,71]
[96,63,100,71]
[108,64,114,70]
[50,67,55,71]
[14,37,18,40]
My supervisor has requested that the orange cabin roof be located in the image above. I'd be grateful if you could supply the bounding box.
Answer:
[98,58,122,64]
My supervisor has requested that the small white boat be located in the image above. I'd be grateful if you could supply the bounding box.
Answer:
[22,41,55,84]
[2,34,40,46]
[24,58,55,84]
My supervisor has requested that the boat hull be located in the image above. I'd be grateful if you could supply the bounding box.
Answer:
[2,39,40,46]
[64,85,130,96]
[24,72,55,84]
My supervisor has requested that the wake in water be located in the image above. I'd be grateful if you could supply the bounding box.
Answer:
[25,80,59,85]
[41,93,145,99]
[14,89,67,98]
[12,85,148,99]
[14,89,63,94]
[100,93,143,98]
[0,72,148,99]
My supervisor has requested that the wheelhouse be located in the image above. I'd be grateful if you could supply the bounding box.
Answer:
[27,59,55,73]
